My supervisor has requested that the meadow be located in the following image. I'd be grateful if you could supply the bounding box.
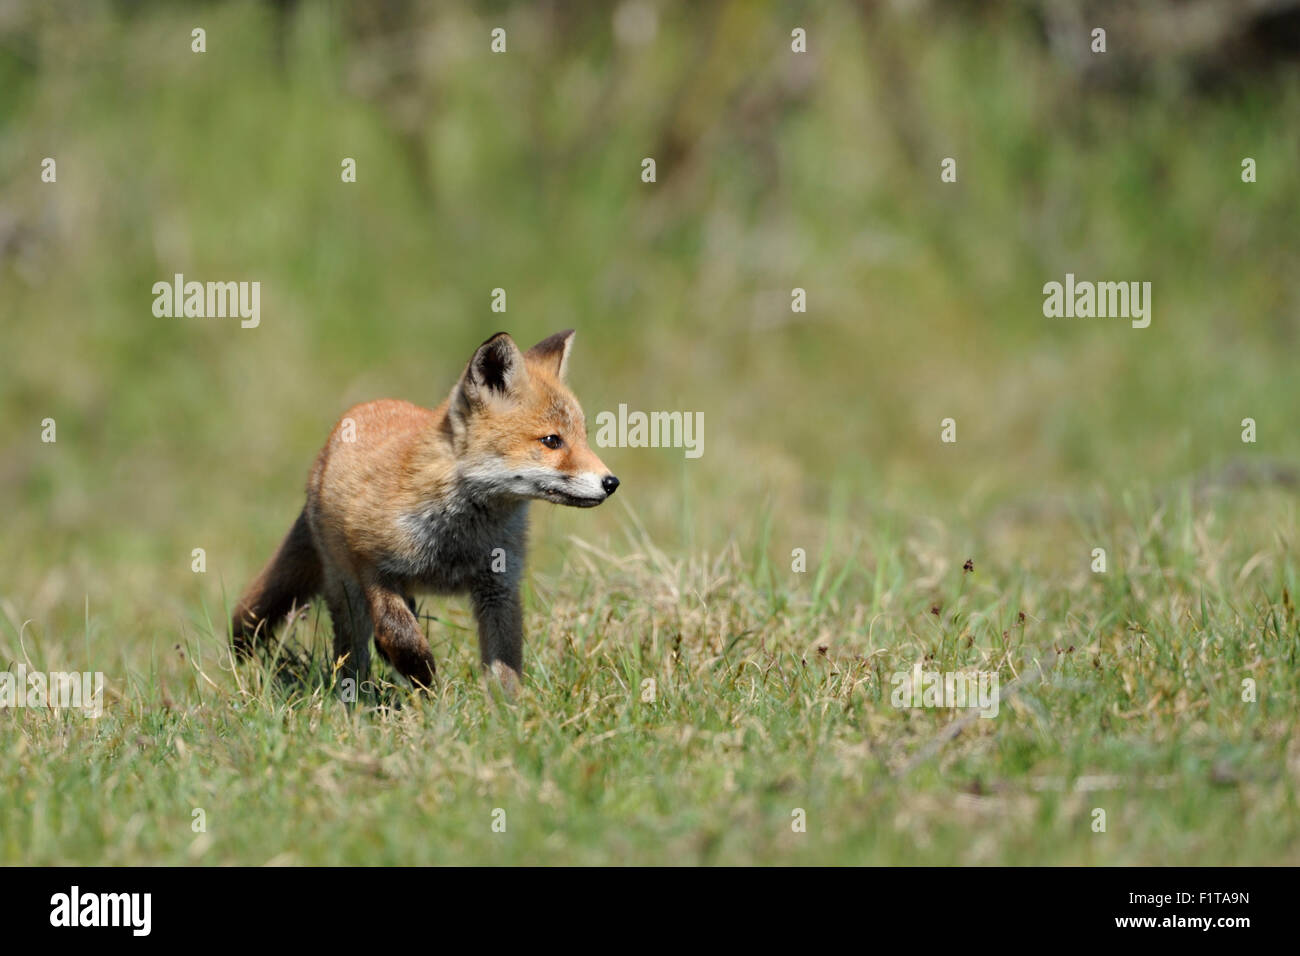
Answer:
[1,1,1297,864]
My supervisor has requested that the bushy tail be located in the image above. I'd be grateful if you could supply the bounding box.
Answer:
[230,508,322,654]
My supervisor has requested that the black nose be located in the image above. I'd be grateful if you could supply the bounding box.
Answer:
[602,475,620,496]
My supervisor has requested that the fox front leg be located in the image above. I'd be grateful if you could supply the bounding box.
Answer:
[470,580,524,690]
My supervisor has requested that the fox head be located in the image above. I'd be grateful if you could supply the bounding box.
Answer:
[447,330,619,508]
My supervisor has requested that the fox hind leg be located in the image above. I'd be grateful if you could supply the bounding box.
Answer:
[365,583,437,688]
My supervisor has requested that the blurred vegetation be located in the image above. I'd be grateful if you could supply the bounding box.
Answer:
[3,1,1298,588]
[0,1,1298,863]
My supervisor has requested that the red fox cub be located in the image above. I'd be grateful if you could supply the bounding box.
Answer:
[230,330,618,690]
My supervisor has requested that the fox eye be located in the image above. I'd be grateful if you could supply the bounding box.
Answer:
[540,434,563,450]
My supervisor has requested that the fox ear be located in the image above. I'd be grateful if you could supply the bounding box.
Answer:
[525,329,575,380]
[455,332,526,409]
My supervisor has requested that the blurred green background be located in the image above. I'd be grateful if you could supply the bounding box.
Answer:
[1,0,1297,656]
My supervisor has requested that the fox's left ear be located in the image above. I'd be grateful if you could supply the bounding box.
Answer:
[525,329,575,380]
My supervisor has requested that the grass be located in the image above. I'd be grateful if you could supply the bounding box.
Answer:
[2,2,1299,864]
[4,481,1298,865]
